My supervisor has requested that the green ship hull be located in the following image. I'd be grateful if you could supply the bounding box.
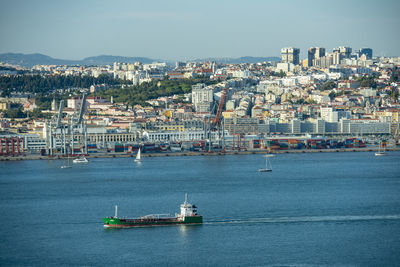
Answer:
[103,215,203,228]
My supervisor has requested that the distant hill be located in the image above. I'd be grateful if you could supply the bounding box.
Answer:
[0,53,158,67]
[0,53,79,67]
[0,53,280,68]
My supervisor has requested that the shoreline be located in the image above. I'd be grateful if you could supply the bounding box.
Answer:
[1,147,399,161]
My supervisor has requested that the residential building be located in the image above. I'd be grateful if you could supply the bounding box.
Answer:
[191,83,214,112]
[333,46,352,59]
[224,117,259,134]
[308,47,326,67]
[281,47,300,65]
[358,48,373,60]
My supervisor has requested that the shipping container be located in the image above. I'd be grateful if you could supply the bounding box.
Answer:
[250,139,261,149]
[142,143,161,153]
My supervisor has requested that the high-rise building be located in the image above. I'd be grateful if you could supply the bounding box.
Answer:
[330,46,352,65]
[281,47,300,65]
[113,62,120,72]
[313,54,334,68]
[308,47,326,67]
[333,46,352,59]
[175,61,186,69]
[358,48,373,59]
[191,83,214,112]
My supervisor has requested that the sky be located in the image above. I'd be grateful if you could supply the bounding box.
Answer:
[0,0,399,60]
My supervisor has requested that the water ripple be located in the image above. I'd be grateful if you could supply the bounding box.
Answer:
[205,214,400,225]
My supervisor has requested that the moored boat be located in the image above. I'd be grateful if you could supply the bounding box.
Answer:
[159,143,169,152]
[103,194,202,228]
[73,156,88,163]
[170,142,182,152]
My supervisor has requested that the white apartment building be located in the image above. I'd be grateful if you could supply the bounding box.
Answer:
[191,83,214,112]
[341,119,390,134]
[281,77,298,87]
[321,107,338,122]
[276,62,295,73]
[232,70,251,78]
[67,97,83,110]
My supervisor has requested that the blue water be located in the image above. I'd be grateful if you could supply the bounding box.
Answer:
[0,152,400,266]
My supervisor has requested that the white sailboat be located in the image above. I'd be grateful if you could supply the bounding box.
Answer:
[259,154,273,172]
[61,154,72,169]
[375,141,387,156]
[134,148,141,162]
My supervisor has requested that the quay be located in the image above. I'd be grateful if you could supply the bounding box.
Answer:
[1,147,399,161]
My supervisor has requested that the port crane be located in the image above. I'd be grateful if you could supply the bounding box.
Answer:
[46,99,64,156]
[204,88,228,152]
[70,93,88,155]
[46,93,88,156]
[212,87,227,127]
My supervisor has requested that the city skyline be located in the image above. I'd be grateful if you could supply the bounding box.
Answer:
[0,0,399,61]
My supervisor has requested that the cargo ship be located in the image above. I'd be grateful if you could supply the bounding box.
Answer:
[102,194,202,228]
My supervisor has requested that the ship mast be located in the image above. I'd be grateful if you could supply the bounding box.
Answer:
[115,205,118,218]
[184,193,188,204]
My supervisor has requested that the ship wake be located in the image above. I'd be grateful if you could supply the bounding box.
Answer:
[205,214,400,225]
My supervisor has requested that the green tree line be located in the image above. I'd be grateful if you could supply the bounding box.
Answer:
[97,77,216,107]
[0,74,127,96]
[357,76,377,88]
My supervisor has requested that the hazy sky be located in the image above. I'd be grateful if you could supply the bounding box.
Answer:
[0,0,399,60]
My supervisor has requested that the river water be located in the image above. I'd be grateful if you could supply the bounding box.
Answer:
[1,151,400,266]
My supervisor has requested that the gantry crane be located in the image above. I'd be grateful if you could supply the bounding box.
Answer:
[46,93,88,156]
[204,88,228,152]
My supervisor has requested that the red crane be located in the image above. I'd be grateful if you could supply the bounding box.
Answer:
[212,88,227,127]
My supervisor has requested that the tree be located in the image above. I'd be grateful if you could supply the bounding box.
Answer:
[0,74,126,94]
[390,67,400,83]
[357,76,376,88]
[3,108,26,118]
[390,89,399,101]
[29,108,51,119]
[97,77,216,106]
[321,81,336,91]
[306,98,316,104]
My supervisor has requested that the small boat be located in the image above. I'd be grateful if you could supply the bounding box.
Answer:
[134,148,141,162]
[102,194,202,228]
[60,165,72,169]
[259,154,273,172]
[159,143,169,152]
[61,154,72,168]
[73,156,88,163]
[170,142,182,152]
[375,141,387,156]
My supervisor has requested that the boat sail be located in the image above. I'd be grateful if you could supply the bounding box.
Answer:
[61,154,72,169]
[259,154,273,172]
[134,148,141,162]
